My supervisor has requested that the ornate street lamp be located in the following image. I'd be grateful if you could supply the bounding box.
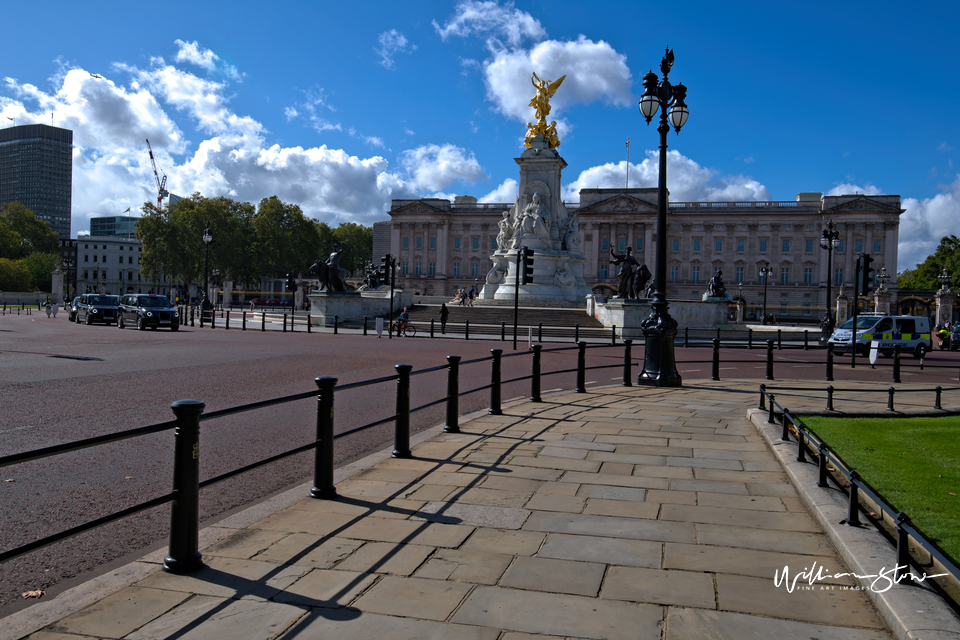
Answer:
[201,222,214,323]
[758,264,773,325]
[819,221,841,342]
[636,48,689,387]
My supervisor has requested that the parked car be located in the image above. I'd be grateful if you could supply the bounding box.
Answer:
[250,297,266,305]
[75,294,120,325]
[117,294,180,331]
[67,296,81,322]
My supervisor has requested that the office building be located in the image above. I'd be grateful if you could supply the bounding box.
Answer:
[0,124,73,239]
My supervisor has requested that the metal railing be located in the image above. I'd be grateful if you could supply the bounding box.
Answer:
[0,341,634,573]
[759,385,960,593]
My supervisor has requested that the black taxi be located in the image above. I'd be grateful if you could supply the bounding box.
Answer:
[118,294,180,331]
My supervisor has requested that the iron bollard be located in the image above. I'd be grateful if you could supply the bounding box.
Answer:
[622,339,633,387]
[611,325,616,346]
[892,345,902,383]
[200,306,205,328]
[227,311,232,330]
[501,321,506,342]
[936,386,943,410]
[748,328,753,349]
[538,322,543,343]
[489,348,502,415]
[781,407,791,441]
[777,329,782,350]
[758,384,766,410]
[817,443,830,487]
[393,364,413,458]
[164,399,205,574]
[796,420,807,463]
[465,319,470,341]
[311,376,338,500]
[711,338,720,381]
[190,306,195,326]
[444,355,461,433]
[803,330,809,350]
[767,394,776,424]
[282,313,287,333]
[242,311,246,331]
[684,326,689,347]
[574,324,579,343]
[766,340,775,380]
[261,311,265,332]
[887,387,895,411]
[826,385,835,411]
[333,315,338,335]
[895,513,914,584]
[825,342,834,382]
[576,341,586,393]
[530,344,542,402]
[846,472,862,526]
[363,316,368,336]
[211,310,216,329]
[307,315,311,333]
[430,318,435,339]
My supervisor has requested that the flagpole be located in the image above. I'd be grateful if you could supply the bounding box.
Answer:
[625,137,630,188]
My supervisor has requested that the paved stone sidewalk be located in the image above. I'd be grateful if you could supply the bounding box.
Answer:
[23,382,896,640]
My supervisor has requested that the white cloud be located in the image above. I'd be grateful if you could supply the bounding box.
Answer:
[375,29,416,70]
[898,175,960,272]
[825,182,882,196]
[433,1,546,49]
[484,36,633,124]
[480,178,518,203]
[285,88,341,134]
[174,39,241,81]
[937,141,954,152]
[284,106,298,120]
[562,150,772,203]
[399,144,488,192]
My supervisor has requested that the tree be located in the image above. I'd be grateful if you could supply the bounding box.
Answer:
[897,235,960,289]
[252,196,321,279]
[331,222,373,275]
[0,258,32,291]
[0,202,59,258]
[23,252,59,292]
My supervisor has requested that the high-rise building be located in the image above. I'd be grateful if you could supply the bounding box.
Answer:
[0,124,73,239]
[90,216,139,237]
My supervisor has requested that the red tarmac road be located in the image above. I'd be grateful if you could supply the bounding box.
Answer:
[1,311,957,616]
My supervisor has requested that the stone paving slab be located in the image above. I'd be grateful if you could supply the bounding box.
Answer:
[16,380,936,640]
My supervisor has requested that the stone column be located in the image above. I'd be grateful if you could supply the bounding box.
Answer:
[835,285,849,327]
[873,288,892,315]
[223,278,234,307]
[736,298,745,324]
[936,287,956,327]
[51,267,64,306]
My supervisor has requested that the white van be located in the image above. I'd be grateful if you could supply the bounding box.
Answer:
[828,314,932,358]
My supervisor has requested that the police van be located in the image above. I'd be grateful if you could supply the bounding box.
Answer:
[828,314,932,358]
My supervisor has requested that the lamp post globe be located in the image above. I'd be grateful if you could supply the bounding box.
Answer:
[636,48,689,388]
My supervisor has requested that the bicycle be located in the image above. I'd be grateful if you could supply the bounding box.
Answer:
[398,321,417,337]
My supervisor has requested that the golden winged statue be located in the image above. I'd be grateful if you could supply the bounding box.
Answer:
[525,72,566,149]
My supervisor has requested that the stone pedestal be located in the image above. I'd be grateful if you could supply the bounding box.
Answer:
[484,250,592,303]
[595,299,730,338]
[308,289,414,327]
[936,287,955,327]
[51,267,64,306]
[835,291,849,327]
[873,288,892,315]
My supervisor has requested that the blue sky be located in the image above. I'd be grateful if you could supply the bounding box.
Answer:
[1,0,958,272]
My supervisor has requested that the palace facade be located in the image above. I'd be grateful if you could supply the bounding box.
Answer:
[378,188,903,319]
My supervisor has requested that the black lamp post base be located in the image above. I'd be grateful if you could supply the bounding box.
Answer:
[637,323,682,387]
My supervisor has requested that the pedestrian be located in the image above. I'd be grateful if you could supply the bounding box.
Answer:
[440,303,449,334]
[459,288,466,306]
[468,286,475,307]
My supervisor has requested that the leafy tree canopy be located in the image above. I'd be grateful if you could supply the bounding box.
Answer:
[0,258,32,291]
[0,202,59,259]
[897,235,960,289]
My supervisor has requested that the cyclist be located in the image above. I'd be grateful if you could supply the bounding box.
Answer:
[397,307,410,336]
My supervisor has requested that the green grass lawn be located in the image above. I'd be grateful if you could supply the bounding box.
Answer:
[801,415,960,563]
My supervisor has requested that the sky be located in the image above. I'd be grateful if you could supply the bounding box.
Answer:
[1,0,958,272]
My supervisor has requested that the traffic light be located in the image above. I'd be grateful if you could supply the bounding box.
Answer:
[519,247,535,285]
[285,272,296,291]
[381,254,392,280]
[860,254,874,296]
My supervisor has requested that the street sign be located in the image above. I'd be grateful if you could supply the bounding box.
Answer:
[869,340,878,365]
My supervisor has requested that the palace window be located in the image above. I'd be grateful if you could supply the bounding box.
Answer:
[453,262,460,276]
[618,237,626,251]
[737,239,744,253]
[601,238,609,251]
[491,238,497,250]
[415,261,422,275]
[635,238,644,251]
[471,262,479,277]
[600,265,609,278]
[472,237,479,250]
[403,237,409,249]
[806,239,814,253]
[836,239,845,252]
[430,237,436,250]
[804,268,813,283]
[735,267,744,282]
[401,262,409,275]
[834,268,843,284]
[416,237,422,250]
[693,239,701,253]
[715,239,723,252]
[692,266,700,281]
[670,266,678,281]
[780,268,790,283]
[759,239,767,253]
[854,238,863,253]
[429,262,436,276]
[782,239,790,253]
[672,239,680,252]
[454,237,461,250]
[874,239,882,253]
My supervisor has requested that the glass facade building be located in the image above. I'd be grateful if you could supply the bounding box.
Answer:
[0,124,73,239]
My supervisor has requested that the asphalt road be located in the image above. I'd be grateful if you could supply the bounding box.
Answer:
[1,310,957,616]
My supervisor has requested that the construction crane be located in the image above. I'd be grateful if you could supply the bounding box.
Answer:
[145,138,169,208]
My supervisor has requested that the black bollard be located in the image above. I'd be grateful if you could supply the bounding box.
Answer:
[936,386,943,410]
[307,315,312,333]
[164,399,205,574]
[846,472,861,526]
[530,344,542,402]
[211,311,215,329]
[684,327,689,347]
[826,385,835,411]
[282,314,287,333]
[622,339,633,387]
[887,387,895,411]
[333,315,338,335]
[489,348,502,415]
[225,311,230,330]
[574,324,579,343]
[767,393,776,424]
[501,321,506,342]
[777,329,782,350]
[781,408,791,442]
[825,342,834,382]
[796,419,807,463]
[393,364,413,458]
[576,341,586,393]
[538,322,543,343]
[817,443,830,488]
[759,384,766,410]
[465,319,470,341]
[892,345,901,384]
[894,513,914,584]
[748,328,753,349]
[444,355,461,433]
[611,325,616,346]
[310,376,338,499]
[766,340,775,380]
[430,318,435,339]
[242,311,246,331]
[711,338,721,381]
[363,316,368,336]
[261,311,265,332]
[803,330,809,350]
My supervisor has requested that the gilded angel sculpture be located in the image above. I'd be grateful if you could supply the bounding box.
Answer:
[525,73,565,149]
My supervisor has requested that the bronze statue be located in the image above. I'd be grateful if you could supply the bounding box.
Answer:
[310,241,350,293]
[609,247,639,299]
[706,269,726,298]
[633,263,652,299]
